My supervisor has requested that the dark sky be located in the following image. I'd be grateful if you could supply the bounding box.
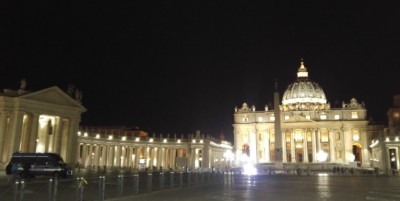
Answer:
[1,1,400,142]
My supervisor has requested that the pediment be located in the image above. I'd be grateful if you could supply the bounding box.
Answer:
[283,115,314,123]
[19,86,86,110]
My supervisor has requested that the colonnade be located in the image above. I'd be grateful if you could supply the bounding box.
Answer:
[0,111,80,167]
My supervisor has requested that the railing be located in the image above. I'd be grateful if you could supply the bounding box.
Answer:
[3,169,233,201]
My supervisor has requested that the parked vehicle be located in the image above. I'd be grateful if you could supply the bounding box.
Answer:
[5,152,73,178]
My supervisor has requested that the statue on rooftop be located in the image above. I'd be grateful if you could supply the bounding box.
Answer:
[20,79,27,90]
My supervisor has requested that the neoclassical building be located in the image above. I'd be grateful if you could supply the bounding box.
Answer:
[0,80,86,169]
[370,95,400,174]
[233,60,374,168]
[0,80,233,171]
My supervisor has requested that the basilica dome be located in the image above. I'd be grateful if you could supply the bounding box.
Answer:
[281,60,329,111]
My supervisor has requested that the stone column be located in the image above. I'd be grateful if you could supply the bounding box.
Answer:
[190,148,195,170]
[67,118,80,165]
[312,129,317,163]
[135,147,140,169]
[81,144,88,168]
[53,117,63,154]
[0,112,8,162]
[115,145,121,168]
[171,148,176,169]
[303,134,309,163]
[329,130,335,162]
[265,130,270,162]
[249,129,257,163]
[94,145,100,168]
[27,114,39,153]
[8,111,25,157]
[101,145,107,167]
[291,131,296,162]
[127,146,133,168]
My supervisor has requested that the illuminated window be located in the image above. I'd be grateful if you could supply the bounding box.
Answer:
[352,129,360,141]
[286,132,291,142]
[334,115,340,120]
[270,115,275,121]
[295,130,303,142]
[270,131,275,142]
[307,132,312,142]
[351,112,358,119]
[306,115,311,119]
[258,116,263,122]
[321,130,329,142]
[320,114,327,120]
[284,115,289,120]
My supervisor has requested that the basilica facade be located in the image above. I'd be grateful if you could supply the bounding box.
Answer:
[233,61,373,168]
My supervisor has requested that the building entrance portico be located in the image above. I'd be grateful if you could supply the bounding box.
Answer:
[0,84,86,168]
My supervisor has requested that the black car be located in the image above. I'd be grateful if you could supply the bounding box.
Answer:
[5,152,73,178]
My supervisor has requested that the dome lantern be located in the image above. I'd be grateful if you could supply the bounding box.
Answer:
[282,60,328,111]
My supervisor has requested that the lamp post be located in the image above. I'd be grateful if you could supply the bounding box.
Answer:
[223,150,234,169]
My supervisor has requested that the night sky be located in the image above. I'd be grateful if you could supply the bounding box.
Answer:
[1,1,400,142]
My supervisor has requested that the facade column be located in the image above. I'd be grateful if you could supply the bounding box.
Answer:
[115,145,121,167]
[303,133,309,162]
[360,128,370,166]
[94,145,100,168]
[161,147,166,169]
[135,147,140,169]
[88,144,94,167]
[67,118,80,165]
[53,117,63,154]
[312,129,317,163]
[27,114,39,152]
[144,146,148,168]
[0,112,8,163]
[101,145,107,168]
[190,148,195,170]
[171,148,176,169]
[343,127,353,163]
[329,130,335,162]
[127,147,133,168]
[81,144,88,168]
[107,145,114,167]
[265,130,270,162]
[7,111,25,158]
[291,131,296,162]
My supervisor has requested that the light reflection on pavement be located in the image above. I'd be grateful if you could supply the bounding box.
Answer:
[116,174,400,201]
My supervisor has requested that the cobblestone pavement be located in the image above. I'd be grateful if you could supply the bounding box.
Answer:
[113,174,400,201]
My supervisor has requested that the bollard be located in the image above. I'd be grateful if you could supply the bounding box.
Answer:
[169,172,174,189]
[75,178,80,201]
[98,176,105,201]
[13,180,19,201]
[160,172,164,190]
[147,172,152,193]
[48,178,53,201]
[133,174,139,195]
[179,172,183,188]
[117,175,124,198]
[53,177,58,201]
[187,172,191,186]
[19,180,25,201]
